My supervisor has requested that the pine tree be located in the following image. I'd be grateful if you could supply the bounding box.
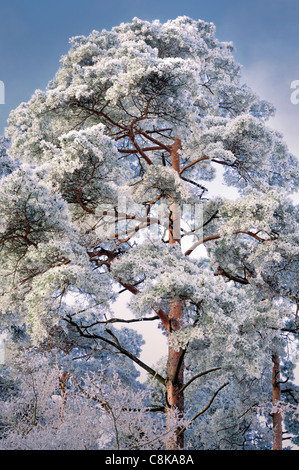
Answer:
[1,17,298,449]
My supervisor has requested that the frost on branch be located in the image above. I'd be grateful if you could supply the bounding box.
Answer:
[133,165,191,204]
[1,15,298,450]
[0,167,113,340]
[0,355,189,450]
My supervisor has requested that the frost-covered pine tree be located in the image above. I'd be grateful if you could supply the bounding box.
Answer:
[1,17,299,449]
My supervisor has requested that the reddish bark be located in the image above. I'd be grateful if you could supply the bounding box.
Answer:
[166,299,185,449]
[165,137,185,450]
[272,354,283,450]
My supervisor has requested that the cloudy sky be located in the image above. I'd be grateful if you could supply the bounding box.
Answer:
[0,0,298,157]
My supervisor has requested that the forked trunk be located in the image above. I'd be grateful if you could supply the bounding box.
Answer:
[165,137,185,450]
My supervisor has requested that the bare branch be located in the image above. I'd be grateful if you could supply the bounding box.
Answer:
[81,315,160,327]
[177,382,229,437]
[179,367,222,394]
[64,315,167,386]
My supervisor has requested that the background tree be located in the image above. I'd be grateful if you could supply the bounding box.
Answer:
[0,17,298,449]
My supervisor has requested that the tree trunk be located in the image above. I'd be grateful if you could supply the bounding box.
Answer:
[166,137,185,450]
[272,354,283,450]
[59,371,69,420]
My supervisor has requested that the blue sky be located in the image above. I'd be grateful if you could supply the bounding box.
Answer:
[0,0,298,155]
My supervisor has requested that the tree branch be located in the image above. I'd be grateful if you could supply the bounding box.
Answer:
[117,280,170,331]
[179,367,222,394]
[214,266,249,285]
[64,315,167,386]
[184,234,221,256]
[81,315,160,327]
[179,156,210,175]
[184,230,275,257]
[177,382,229,437]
